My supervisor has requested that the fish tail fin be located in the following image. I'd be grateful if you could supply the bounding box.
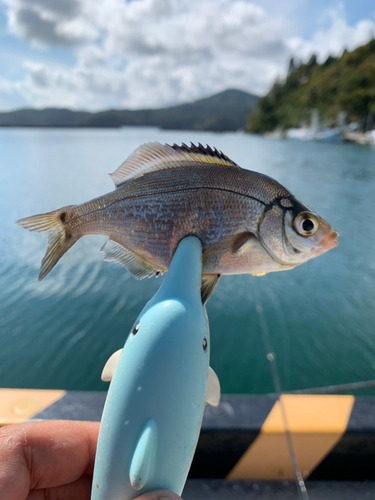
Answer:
[16,205,78,281]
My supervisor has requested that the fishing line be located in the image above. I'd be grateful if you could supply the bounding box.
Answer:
[285,379,375,394]
[256,304,309,500]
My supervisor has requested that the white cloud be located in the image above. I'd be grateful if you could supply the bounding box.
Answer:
[0,0,374,110]
[288,3,375,62]
[3,0,98,46]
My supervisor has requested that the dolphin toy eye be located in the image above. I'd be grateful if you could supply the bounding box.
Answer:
[202,337,207,351]
[132,321,141,335]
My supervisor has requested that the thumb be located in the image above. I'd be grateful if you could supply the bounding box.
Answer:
[135,489,183,500]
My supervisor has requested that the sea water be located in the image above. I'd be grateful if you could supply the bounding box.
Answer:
[1,127,375,394]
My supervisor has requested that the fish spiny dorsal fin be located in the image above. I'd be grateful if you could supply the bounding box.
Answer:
[109,142,238,187]
[171,142,238,167]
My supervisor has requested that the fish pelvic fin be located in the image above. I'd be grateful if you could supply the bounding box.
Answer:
[101,239,163,279]
[16,206,77,281]
[201,274,221,304]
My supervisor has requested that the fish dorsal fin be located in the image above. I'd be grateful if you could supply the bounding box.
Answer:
[109,142,239,187]
[101,239,163,279]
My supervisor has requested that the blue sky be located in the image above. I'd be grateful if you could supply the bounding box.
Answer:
[0,0,374,111]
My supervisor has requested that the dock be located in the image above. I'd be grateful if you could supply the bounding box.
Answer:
[1,389,375,498]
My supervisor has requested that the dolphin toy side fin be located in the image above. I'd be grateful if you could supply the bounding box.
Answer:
[206,366,221,407]
[102,349,221,407]
[101,349,122,382]
[129,419,158,491]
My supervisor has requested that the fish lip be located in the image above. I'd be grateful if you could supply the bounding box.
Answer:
[316,230,339,254]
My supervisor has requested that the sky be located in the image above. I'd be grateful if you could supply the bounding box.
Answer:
[0,0,374,111]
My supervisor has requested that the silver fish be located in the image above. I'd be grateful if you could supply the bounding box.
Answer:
[16,142,338,302]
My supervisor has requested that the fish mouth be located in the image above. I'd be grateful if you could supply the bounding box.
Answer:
[317,229,339,254]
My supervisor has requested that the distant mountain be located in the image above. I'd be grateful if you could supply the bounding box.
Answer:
[0,108,90,127]
[0,89,258,132]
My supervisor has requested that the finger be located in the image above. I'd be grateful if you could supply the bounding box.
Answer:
[26,475,92,500]
[25,485,182,500]
[0,420,99,500]
[135,489,183,500]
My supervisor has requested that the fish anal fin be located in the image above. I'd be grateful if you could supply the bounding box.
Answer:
[109,142,239,187]
[101,239,162,280]
[201,274,221,304]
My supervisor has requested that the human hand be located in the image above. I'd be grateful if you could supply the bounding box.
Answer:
[0,420,183,500]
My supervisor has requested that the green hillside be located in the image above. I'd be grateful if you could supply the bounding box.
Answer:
[248,39,375,133]
[0,89,258,132]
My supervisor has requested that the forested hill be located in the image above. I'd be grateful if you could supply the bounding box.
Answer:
[248,39,375,133]
[0,89,258,132]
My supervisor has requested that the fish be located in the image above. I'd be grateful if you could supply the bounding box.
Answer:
[16,142,338,302]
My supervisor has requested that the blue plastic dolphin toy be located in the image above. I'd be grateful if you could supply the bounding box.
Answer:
[91,236,221,500]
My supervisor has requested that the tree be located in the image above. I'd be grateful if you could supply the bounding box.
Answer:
[288,57,296,75]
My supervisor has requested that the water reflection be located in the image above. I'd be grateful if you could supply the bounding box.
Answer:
[1,128,374,394]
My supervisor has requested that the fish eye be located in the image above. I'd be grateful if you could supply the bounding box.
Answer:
[294,213,319,236]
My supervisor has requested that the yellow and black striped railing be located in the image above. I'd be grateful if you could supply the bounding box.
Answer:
[1,389,373,480]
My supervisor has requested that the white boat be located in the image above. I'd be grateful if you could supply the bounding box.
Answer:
[287,109,343,143]
[286,127,316,141]
[287,126,342,143]
[315,127,343,142]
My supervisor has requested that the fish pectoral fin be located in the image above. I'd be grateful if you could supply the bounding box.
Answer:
[101,348,123,382]
[201,274,221,304]
[232,232,255,252]
[205,366,221,407]
[203,235,238,256]
[203,232,256,257]
[101,239,162,280]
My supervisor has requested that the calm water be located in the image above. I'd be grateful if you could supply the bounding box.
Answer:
[1,127,375,394]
